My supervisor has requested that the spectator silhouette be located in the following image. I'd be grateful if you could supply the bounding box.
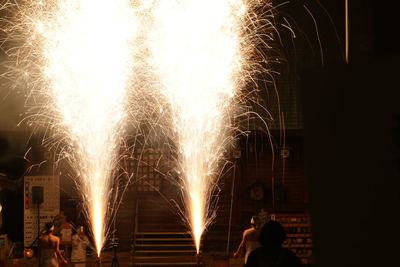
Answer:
[234,216,262,264]
[39,222,68,267]
[245,220,302,267]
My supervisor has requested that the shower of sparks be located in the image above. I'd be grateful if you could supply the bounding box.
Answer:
[148,0,252,253]
[2,0,138,255]
[2,0,278,256]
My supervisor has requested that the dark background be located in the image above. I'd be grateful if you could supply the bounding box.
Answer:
[300,1,400,267]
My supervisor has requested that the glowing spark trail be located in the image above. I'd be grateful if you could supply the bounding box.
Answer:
[149,0,248,252]
[3,0,274,256]
[18,0,138,255]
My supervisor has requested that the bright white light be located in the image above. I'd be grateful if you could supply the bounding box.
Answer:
[148,0,247,253]
[32,0,138,255]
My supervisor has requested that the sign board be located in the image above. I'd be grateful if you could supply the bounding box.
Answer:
[24,175,60,247]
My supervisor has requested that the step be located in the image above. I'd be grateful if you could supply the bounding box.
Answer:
[135,233,192,239]
[136,243,195,247]
[133,255,202,266]
[135,250,197,254]
[135,239,194,246]
[134,243,195,249]
[138,226,188,232]
[134,262,200,266]
[136,231,190,236]
[134,263,198,266]
[136,217,185,222]
[136,222,186,227]
[134,251,197,257]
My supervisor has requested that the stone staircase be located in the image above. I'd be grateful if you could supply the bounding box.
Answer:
[133,231,200,266]
[128,161,240,265]
[132,197,202,266]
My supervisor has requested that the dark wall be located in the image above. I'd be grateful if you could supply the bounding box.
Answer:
[301,2,400,265]
[303,59,400,267]
[237,131,308,218]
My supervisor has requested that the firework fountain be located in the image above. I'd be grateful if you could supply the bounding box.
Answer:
[2,0,138,255]
[148,0,256,253]
[2,0,277,257]
[37,0,137,255]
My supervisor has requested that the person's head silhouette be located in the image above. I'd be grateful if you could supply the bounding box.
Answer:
[259,220,286,247]
[42,222,54,234]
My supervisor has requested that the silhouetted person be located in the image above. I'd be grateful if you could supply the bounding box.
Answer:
[245,221,302,267]
[234,216,262,264]
[39,222,68,267]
